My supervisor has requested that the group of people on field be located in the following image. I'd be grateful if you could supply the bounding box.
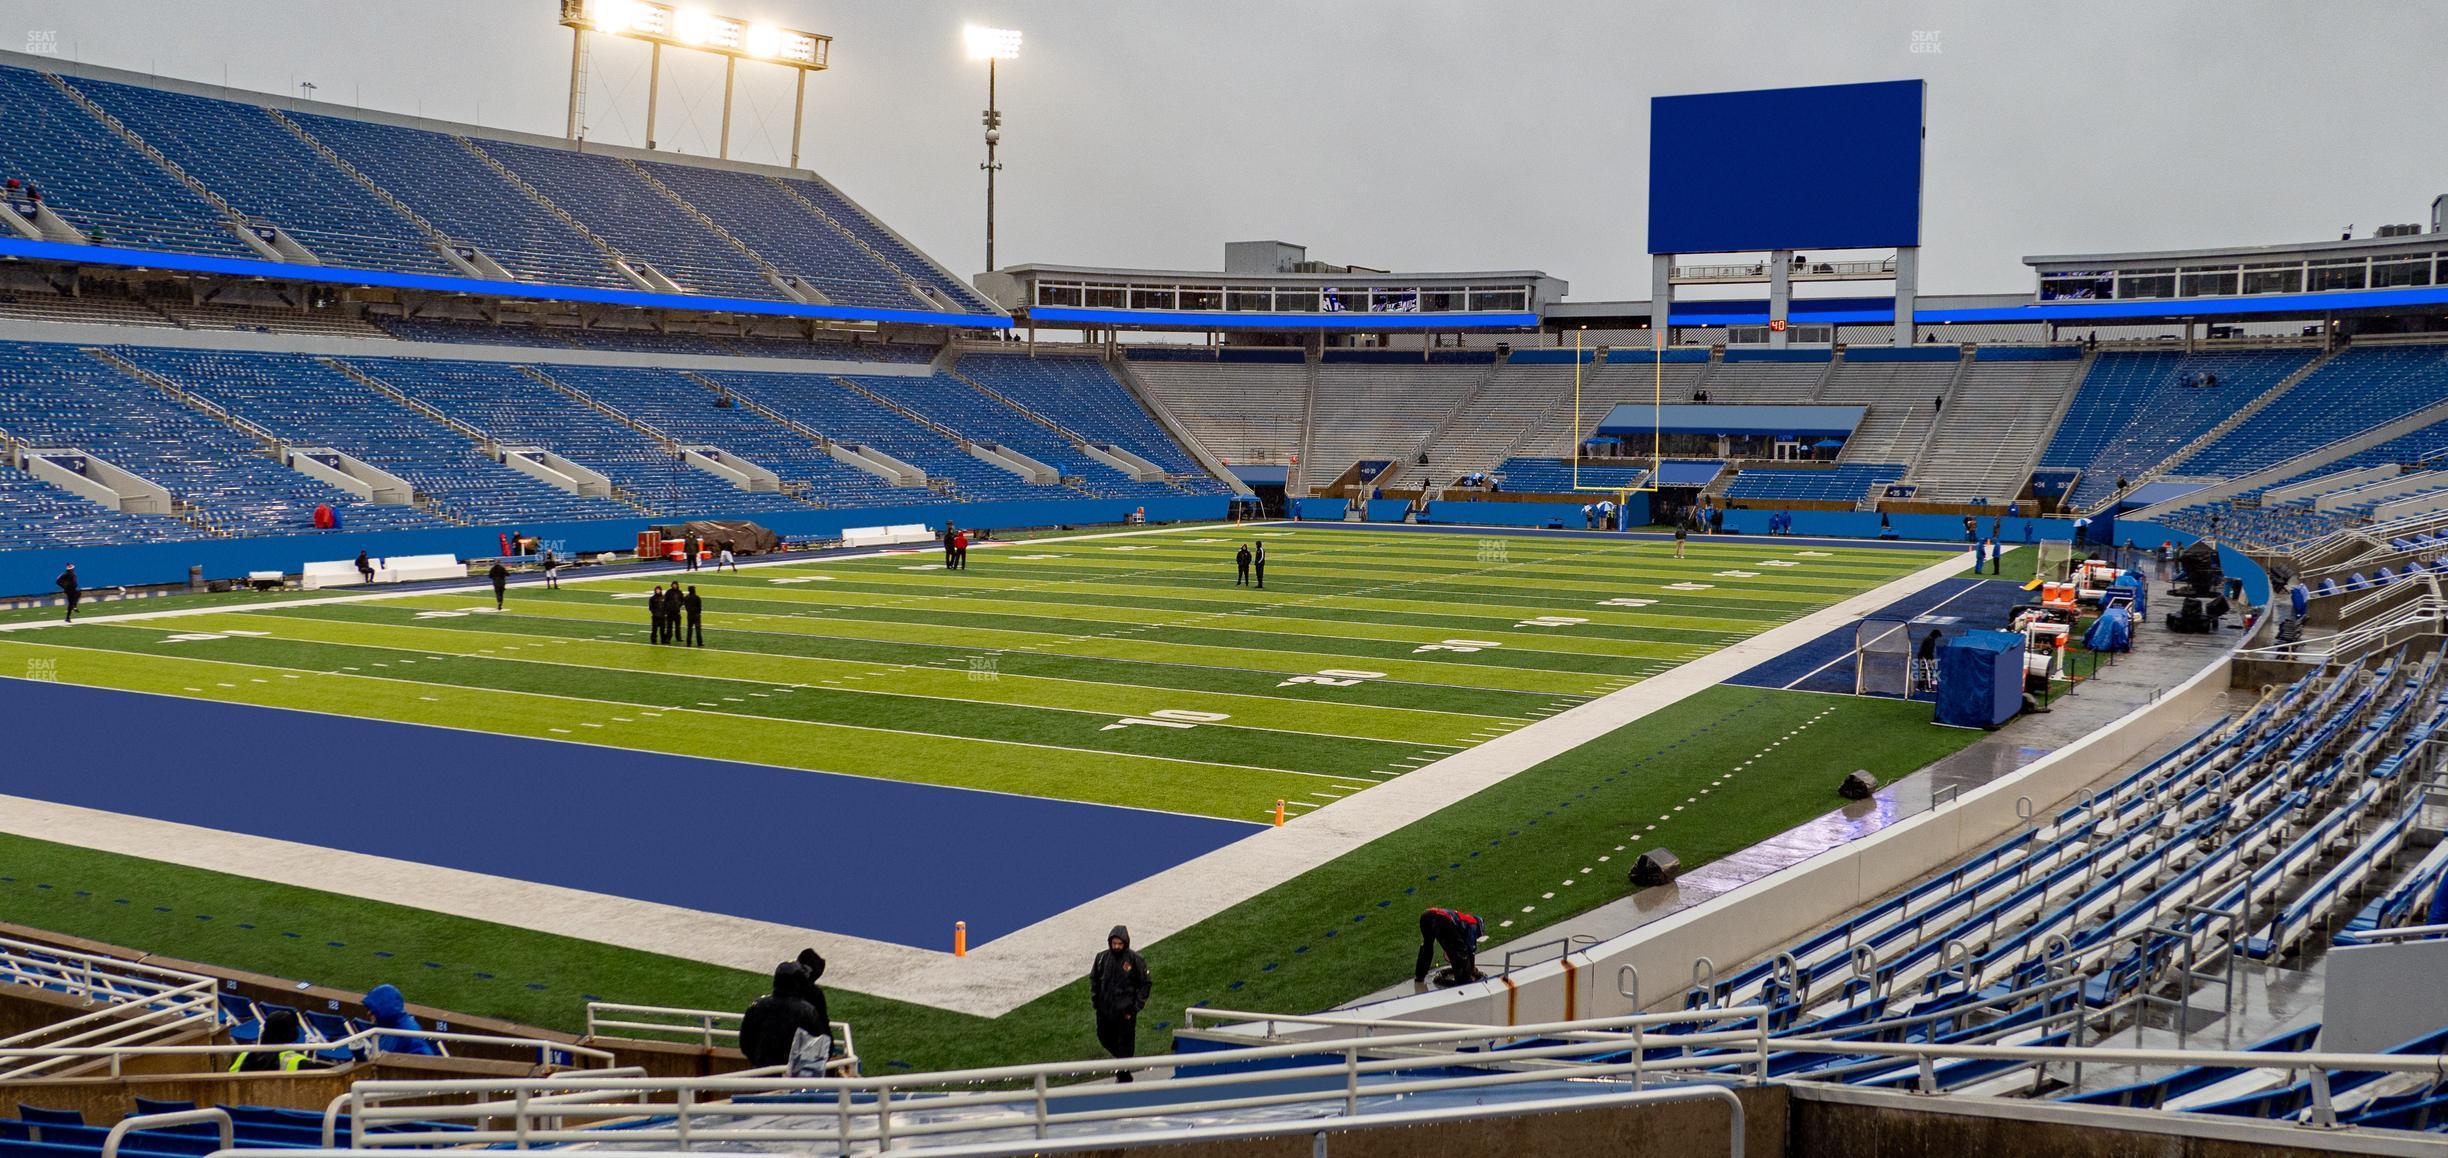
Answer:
[647,582,705,646]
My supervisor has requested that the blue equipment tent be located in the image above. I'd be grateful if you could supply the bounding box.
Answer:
[1935,630,2024,728]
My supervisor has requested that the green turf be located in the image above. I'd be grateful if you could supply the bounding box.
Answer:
[0,684,1974,1073]
[0,526,1937,821]
[0,525,1970,1071]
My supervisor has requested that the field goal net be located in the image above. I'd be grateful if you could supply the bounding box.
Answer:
[1853,617,1955,698]
[2032,539,2080,584]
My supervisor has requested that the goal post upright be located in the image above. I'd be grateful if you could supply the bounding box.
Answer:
[1569,326,1660,500]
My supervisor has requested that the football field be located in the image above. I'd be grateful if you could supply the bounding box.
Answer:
[0,524,1940,825]
[0,521,1985,1064]
[0,521,1968,968]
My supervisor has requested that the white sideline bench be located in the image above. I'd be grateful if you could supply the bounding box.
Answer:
[841,523,934,549]
[383,553,465,583]
[300,553,465,589]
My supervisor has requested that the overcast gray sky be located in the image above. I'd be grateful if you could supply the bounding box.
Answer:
[4,0,2442,301]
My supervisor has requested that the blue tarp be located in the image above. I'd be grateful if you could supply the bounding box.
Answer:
[2086,606,2135,653]
[1936,630,2023,728]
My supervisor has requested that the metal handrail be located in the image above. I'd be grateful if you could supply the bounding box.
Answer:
[0,935,224,1080]
[229,1086,1748,1158]
[263,1013,2448,1154]
[318,1067,655,1147]
[108,1110,230,1158]
[582,1001,855,1070]
[585,1001,740,1047]
[2236,596,2442,664]
[327,1008,1776,1151]
[0,1024,616,1079]
[2342,921,2448,942]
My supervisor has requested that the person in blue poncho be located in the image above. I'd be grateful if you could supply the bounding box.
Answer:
[365,983,441,1056]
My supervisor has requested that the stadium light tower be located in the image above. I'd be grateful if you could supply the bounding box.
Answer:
[558,0,831,165]
[965,24,1021,272]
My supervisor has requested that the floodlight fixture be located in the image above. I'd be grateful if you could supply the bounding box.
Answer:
[558,0,830,163]
[965,24,1022,61]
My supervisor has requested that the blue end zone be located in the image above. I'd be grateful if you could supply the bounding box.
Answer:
[1728,577,2031,696]
[0,680,1258,950]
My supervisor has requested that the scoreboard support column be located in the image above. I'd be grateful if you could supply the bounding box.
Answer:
[1893,247,1920,347]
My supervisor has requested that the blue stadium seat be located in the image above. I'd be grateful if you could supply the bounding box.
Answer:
[468,138,783,301]
[2039,349,2319,509]
[114,348,625,525]
[1491,458,1648,493]
[0,65,254,257]
[1725,463,1905,502]
[69,76,452,275]
[0,342,437,537]
[286,113,629,291]
[346,357,806,517]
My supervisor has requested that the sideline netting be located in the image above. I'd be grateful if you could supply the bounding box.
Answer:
[1853,617,1957,697]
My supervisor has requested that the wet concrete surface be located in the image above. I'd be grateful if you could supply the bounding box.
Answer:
[1349,603,2257,1005]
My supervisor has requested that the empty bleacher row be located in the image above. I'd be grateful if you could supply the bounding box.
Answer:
[2142,349,2448,544]
[0,62,994,316]
[1724,462,1906,503]
[2039,349,2322,510]
[1122,354,1309,468]
[2170,345,2448,481]
[0,341,441,539]
[0,342,1221,549]
[1488,457,1649,493]
[1131,339,2445,517]
[1127,346,2092,504]
[1589,647,2448,1121]
[1909,351,2086,501]
[1304,362,1485,489]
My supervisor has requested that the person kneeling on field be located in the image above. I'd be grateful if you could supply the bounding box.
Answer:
[1415,907,1486,989]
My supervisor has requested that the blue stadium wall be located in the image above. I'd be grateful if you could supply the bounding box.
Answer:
[1713,509,2268,606]
[6,496,2267,613]
[0,496,1228,596]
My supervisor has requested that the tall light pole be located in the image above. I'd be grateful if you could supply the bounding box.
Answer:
[965,25,1022,273]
